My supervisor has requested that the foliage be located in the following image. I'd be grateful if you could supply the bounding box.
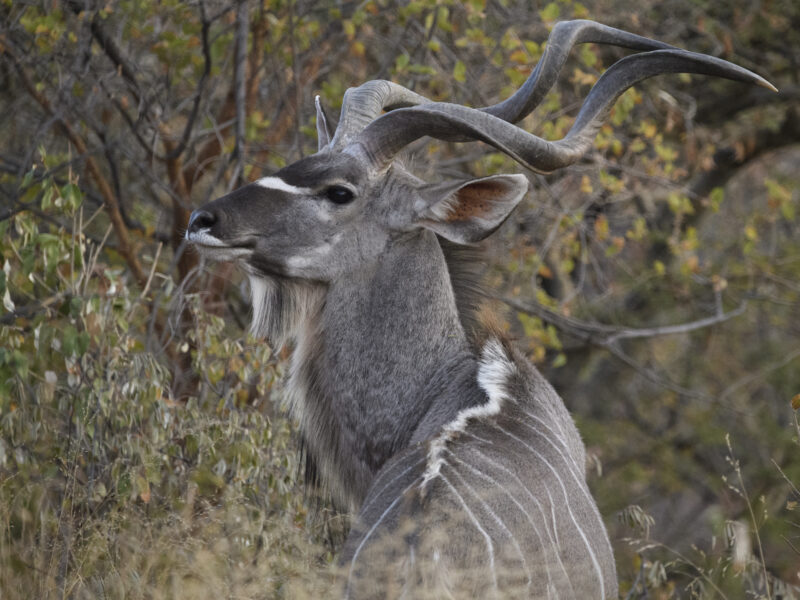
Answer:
[1,0,799,597]
[1,167,337,597]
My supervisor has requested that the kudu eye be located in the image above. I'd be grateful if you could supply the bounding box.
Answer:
[324,185,355,205]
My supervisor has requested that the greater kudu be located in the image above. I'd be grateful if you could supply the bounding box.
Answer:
[186,20,773,599]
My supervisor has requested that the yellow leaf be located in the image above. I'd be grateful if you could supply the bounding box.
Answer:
[594,214,609,241]
[510,49,527,64]
[572,68,597,86]
[351,41,365,57]
[573,3,589,18]
[580,175,593,195]
[137,475,151,503]
[453,60,466,83]
[791,394,800,410]
[711,275,728,292]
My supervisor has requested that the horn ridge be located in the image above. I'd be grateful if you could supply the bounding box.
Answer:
[482,19,676,124]
[356,41,775,173]
[330,19,680,147]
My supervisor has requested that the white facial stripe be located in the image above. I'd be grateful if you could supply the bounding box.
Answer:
[254,176,311,195]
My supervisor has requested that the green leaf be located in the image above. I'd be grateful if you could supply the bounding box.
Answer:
[539,2,560,22]
[453,60,466,83]
[709,187,724,212]
[395,53,410,71]
[62,325,78,357]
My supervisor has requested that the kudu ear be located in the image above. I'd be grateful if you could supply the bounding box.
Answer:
[415,174,529,244]
[315,96,335,151]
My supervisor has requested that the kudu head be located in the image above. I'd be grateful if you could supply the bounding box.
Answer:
[187,20,773,348]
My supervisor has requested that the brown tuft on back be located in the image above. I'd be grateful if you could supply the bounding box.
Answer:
[438,237,494,348]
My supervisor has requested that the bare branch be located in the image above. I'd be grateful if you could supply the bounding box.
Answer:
[162,0,213,161]
[687,106,800,202]
[719,347,800,402]
[289,0,303,158]
[603,302,748,345]
[5,44,147,288]
[502,296,748,347]
[232,0,249,189]
[68,1,213,164]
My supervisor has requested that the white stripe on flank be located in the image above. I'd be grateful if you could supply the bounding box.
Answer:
[511,413,582,480]
[466,439,573,593]
[359,457,426,517]
[421,339,515,489]
[495,424,606,599]
[254,176,311,195]
[545,486,561,550]
[519,411,570,453]
[444,452,535,594]
[510,415,610,551]
[346,477,421,599]
[440,473,498,592]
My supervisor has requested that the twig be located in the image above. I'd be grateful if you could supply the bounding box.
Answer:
[780,535,800,557]
[727,435,771,599]
[719,347,800,402]
[634,541,731,600]
[232,0,249,189]
[502,296,748,347]
[603,302,748,345]
[5,44,147,288]
[771,458,800,499]
[162,0,213,161]
[289,0,303,159]
[623,557,646,600]
[139,242,163,302]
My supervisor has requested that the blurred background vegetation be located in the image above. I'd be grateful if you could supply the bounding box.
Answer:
[1,0,798,597]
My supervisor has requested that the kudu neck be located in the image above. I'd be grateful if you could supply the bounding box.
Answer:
[325,230,471,389]
[299,230,481,508]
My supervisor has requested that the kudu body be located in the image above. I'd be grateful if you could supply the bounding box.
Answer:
[187,20,772,599]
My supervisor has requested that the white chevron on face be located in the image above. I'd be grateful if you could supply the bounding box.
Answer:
[254,176,311,195]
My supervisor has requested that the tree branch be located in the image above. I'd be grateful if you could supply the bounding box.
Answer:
[688,106,800,203]
[502,296,748,349]
[6,46,147,288]
[231,0,249,188]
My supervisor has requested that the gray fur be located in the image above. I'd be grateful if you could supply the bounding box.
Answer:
[186,19,771,599]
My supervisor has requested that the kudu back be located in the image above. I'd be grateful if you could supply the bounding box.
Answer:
[186,20,773,599]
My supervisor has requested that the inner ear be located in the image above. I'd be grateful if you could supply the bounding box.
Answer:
[416,174,529,244]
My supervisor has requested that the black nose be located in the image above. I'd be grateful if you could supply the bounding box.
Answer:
[187,209,216,234]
